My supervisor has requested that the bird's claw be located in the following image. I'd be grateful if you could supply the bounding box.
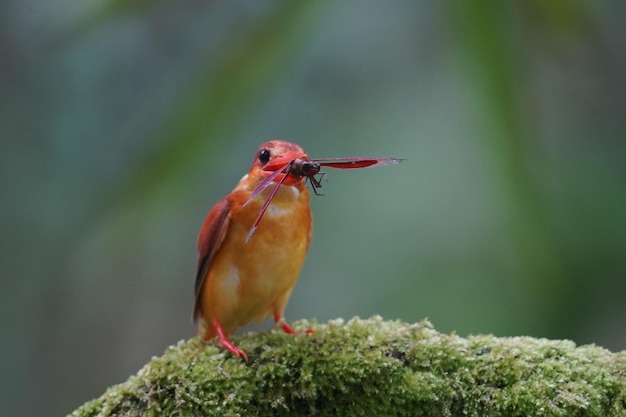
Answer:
[214,321,249,362]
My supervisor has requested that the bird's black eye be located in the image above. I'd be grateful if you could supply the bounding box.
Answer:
[258,149,270,165]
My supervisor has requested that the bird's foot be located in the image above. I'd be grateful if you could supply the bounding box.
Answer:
[274,314,314,335]
[213,321,248,361]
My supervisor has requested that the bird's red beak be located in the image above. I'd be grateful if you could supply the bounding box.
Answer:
[261,151,308,172]
[261,151,308,186]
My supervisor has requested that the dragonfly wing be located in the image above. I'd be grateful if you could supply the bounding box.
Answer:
[317,157,403,169]
[243,163,290,207]
[245,171,290,243]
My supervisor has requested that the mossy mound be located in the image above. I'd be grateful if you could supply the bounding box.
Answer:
[69,316,626,417]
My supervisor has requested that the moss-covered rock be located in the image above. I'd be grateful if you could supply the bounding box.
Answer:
[68,316,626,417]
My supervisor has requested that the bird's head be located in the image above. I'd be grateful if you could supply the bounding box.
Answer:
[248,140,312,186]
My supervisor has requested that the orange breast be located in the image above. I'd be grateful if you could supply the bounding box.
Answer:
[199,183,312,336]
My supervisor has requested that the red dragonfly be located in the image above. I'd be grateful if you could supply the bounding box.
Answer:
[243,151,403,242]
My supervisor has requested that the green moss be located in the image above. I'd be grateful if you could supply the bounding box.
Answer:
[68,316,626,417]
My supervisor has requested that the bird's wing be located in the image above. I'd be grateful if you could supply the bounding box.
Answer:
[192,197,232,322]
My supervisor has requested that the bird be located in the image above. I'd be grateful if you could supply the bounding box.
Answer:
[192,140,402,360]
[192,140,313,361]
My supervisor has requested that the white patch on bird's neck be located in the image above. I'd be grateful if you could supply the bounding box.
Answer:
[279,184,300,199]
[265,185,300,218]
[266,204,289,217]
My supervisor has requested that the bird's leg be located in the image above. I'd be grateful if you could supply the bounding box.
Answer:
[273,313,296,334]
[213,321,248,361]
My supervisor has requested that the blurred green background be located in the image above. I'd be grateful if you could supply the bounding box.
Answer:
[2,1,626,415]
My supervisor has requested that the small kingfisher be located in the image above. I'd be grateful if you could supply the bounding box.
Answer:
[192,140,402,360]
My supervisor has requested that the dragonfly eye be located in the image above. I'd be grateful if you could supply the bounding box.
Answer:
[258,149,271,165]
[288,158,320,177]
[300,161,320,176]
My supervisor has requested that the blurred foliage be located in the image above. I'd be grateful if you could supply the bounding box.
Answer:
[1,1,625,416]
